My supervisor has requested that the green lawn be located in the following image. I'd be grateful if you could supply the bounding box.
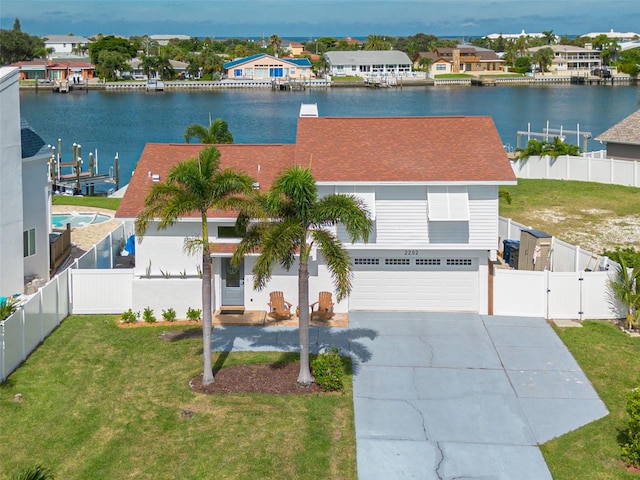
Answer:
[543,321,640,479]
[434,73,472,78]
[52,196,121,211]
[0,317,356,480]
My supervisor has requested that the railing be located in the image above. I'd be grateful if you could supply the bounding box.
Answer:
[49,223,72,272]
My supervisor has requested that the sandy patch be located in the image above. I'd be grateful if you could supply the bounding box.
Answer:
[527,207,640,252]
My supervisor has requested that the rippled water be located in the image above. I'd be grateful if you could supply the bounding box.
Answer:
[19,84,639,189]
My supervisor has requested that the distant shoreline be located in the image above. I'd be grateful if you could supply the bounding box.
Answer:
[19,73,636,92]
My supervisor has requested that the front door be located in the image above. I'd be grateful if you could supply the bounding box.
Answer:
[221,258,244,306]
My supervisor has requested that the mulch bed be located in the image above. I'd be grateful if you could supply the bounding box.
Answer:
[189,362,323,395]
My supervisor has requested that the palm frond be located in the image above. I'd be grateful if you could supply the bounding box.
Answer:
[311,228,353,301]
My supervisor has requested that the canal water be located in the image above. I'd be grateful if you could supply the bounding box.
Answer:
[19,84,639,190]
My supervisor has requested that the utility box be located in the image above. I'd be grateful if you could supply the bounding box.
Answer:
[518,228,552,271]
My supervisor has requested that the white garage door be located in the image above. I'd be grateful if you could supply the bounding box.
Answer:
[349,258,479,312]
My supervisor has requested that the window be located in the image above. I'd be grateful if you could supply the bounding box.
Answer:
[427,186,470,221]
[446,258,473,266]
[354,258,379,265]
[416,258,441,266]
[23,228,36,257]
[436,64,447,71]
[385,258,410,265]
[218,226,244,238]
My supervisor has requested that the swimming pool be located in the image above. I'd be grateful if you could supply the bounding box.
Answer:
[52,212,112,228]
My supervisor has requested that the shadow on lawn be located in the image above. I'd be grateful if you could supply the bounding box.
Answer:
[160,324,378,374]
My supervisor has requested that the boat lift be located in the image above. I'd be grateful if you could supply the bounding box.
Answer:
[516,121,592,152]
[47,139,120,195]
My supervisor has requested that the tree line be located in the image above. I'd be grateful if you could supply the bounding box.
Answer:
[2,18,639,79]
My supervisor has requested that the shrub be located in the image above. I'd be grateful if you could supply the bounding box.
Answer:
[143,307,156,323]
[12,464,55,480]
[186,307,202,321]
[121,309,139,323]
[311,347,345,392]
[0,296,19,321]
[622,387,640,466]
[162,308,176,322]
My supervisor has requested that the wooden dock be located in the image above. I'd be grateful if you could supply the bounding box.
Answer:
[471,77,497,86]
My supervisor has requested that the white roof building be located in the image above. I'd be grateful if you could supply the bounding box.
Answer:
[581,29,640,41]
[486,30,546,41]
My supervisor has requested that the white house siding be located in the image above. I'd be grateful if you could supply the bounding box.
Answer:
[0,67,25,297]
[375,186,429,246]
[22,155,50,282]
[135,220,235,277]
[468,185,499,249]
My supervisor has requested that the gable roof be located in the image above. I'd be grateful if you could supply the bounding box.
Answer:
[44,35,90,44]
[223,53,311,69]
[116,144,296,219]
[324,50,411,65]
[295,116,515,184]
[20,118,46,159]
[595,109,640,145]
[116,115,514,220]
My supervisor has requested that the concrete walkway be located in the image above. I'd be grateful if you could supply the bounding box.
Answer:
[210,312,608,479]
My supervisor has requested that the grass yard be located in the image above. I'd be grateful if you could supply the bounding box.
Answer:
[52,195,121,211]
[0,316,356,480]
[500,178,640,252]
[434,73,472,78]
[544,321,640,479]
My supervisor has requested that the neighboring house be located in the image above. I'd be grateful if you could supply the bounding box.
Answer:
[415,52,452,75]
[432,46,504,73]
[281,40,305,57]
[223,53,313,80]
[581,29,640,41]
[337,37,364,49]
[9,60,95,81]
[115,107,516,316]
[149,34,191,46]
[595,109,640,161]
[126,58,188,79]
[0,67,52,297]
[527,44,602,73]
[43,35,91,57]
[486,30,547,41]
[324,50,412,77]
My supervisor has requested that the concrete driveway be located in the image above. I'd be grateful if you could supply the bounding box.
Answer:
[210,312,608,479]
[349,312,608,480]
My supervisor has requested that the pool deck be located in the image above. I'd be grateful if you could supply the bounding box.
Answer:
[52,205,120,258]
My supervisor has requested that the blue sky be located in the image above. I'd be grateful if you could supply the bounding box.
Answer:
[2,0,639,39]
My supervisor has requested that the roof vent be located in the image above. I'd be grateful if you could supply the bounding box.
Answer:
[252,181,260,190]
[152,173,160,182]
[299,103,319,117]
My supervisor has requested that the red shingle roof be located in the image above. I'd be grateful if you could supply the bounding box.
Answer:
[115,143,295,219]
[116,116,515,219]
[296,116,515,183]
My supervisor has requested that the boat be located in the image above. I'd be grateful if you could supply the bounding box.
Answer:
[146,79,165,92]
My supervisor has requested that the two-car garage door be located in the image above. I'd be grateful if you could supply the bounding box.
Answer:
[348,256,479,312]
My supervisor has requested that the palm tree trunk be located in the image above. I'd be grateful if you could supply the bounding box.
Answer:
[201,216,215,385]
[297,260,314,386]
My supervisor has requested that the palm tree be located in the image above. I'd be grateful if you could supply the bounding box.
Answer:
[135,146,255,385]
[542,30,555,45]
[232,165,373,386]
[269,34,281,57]
[184,117,234,144]
[532,47,554,73]
[609,251,640,329]
[364,34,391,51]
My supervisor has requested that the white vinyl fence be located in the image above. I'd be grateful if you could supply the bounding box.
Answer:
[492,268,622,320]
[498,217,613,273]
[1,270,70,382]
[512,152,640,188]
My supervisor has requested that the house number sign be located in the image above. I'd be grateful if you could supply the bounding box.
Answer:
[404,250,419,256]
